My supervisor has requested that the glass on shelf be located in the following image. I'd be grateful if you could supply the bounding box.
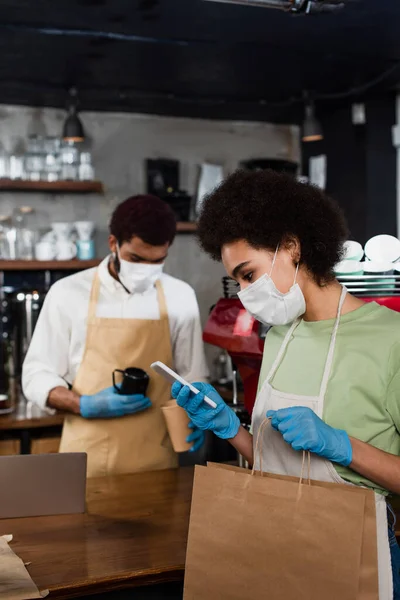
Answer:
[0,215,13,259]
[0,144,9,179]
[13,206,37,260]
[60,141,79,181]
[43,136,61,182]
[79,152,94,181]
[9,155,25,180]
[24,135,45,181]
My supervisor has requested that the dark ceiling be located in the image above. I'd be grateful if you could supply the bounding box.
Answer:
[0,0,399,122]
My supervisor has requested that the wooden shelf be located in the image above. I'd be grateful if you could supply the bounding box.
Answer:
[0,259,101,271]
[0,179,104,194]
[0,225,196,271]
[176,222,197,233]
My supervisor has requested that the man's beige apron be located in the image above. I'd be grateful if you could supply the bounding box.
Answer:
[59,269,178,478]
[252,286,392,600]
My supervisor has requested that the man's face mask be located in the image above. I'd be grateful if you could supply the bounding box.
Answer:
[116,247,164,294]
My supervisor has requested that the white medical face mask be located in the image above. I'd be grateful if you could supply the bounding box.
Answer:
[116,248,164,294]
[237,247,306,326]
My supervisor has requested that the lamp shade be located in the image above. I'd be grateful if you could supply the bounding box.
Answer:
[302,103,323,142]
[62,107,85,142]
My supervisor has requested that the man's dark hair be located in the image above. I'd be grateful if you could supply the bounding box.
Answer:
[197,169,349,283]
[110,194,177,246]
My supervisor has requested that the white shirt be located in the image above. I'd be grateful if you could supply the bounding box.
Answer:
[22,256,209,409]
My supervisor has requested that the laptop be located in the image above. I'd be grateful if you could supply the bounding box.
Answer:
[0,453,87,519]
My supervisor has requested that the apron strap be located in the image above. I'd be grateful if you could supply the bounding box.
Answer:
[155,279,168,320]
[266,318,301,383]
[155,280,171,338]
[318,285,347,399]
[87,269,101,322]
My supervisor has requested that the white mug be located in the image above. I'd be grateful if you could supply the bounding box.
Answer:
[52,222,73,241]
[55,240,77,261]
[35,241,56,261]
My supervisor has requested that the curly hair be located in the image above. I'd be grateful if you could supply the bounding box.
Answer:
[197,169,348,283]
[109,194,176,246]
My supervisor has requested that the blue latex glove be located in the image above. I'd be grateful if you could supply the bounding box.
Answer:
[80,386,152,419]
[172,382,240,440]
[266,407,352,467]
[186,421,205,453]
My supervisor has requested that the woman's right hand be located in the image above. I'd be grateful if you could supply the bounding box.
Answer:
[171,382,240,440]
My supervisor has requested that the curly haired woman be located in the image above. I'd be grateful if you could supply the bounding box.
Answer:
[173,169,400,599]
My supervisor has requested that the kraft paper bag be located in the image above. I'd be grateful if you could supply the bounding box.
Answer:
[184,461,378,600]
[207,462,379,600]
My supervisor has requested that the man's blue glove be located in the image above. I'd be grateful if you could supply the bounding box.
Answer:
[80,386,152,419]
[186,422,205,453]
[266,406,352,467]
[172,382,240,440]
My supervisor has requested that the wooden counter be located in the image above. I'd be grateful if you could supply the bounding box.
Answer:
[0,410,64,431]
[0,467,194,598]
[0,406,65,455]
[1,462,399,599]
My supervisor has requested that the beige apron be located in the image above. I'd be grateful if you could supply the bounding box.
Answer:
[59,269,178,478]
[252,285,392,600]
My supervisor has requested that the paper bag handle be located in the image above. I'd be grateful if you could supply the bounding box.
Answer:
[252,417,311,486]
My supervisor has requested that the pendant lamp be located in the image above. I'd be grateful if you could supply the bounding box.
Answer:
[62,88,85,143]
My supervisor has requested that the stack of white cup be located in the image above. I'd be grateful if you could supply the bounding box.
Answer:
[35,222,76,261]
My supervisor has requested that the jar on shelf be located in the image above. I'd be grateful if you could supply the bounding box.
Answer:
[24,135,45,181]
[13,206,37,260]
[43,136,61,182]
[9,155,25,180]
[78,152,95,181]
[0,215,13,259]
[60,141,79,180]
[0,144,9,179]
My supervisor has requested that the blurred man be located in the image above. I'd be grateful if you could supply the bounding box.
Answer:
[23,195,208,477]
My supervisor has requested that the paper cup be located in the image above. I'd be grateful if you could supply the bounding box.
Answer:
[161,400,193,453]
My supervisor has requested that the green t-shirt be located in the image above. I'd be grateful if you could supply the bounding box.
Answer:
[257,302,400,495]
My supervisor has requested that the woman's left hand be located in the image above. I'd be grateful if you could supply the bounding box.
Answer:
[186,422,205,453]
[266,406,353,467]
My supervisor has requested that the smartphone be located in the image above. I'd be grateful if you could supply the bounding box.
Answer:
[150,361,217,409]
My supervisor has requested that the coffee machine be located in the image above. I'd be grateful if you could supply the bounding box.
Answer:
[0,281,46,413]
[9,289,44,377]
[0,296,15,413]
[0,264,88,414]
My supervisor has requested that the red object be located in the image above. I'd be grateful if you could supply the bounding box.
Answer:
[203,296,400,416]
[363,297,400,311]
[203,298,264,415]
[233,309,255,337]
